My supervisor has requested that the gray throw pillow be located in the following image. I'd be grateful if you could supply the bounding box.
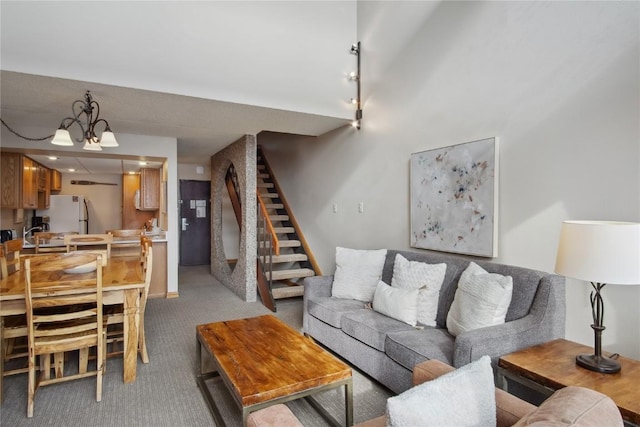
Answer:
[386,355,496,427]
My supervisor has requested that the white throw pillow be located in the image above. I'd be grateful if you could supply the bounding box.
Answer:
[391,254,446,327]
[372,281,419,326]
[446,262,513,337]
[331,247,387,302]
[386,355,496,427]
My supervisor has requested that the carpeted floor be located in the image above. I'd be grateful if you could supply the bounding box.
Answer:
[1,265,392,426]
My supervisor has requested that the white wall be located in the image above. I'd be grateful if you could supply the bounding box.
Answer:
[1,1,356,119]
[261,1,640,358]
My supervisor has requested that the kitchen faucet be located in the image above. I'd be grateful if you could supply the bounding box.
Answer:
[23,226,42,243]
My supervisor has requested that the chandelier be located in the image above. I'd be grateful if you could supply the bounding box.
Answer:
[51,90,118,151]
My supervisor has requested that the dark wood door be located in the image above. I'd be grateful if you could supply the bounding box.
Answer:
[179,180,211,266]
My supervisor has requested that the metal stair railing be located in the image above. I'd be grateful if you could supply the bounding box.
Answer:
[257,191,280,293]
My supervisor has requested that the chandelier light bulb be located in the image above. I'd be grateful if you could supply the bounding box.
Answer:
[83,140,103,151]
[51,128,74,146]
[99,130,119,147]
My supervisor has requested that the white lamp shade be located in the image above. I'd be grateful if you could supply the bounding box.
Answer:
[83,140,103,151]
[555,220,640,285]
[51,129,74,146]
[99,131,118,147]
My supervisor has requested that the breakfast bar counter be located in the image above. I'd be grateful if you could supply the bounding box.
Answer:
[21,234,168,298]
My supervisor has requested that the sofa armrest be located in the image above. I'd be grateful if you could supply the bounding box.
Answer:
[412,359,455,385]
[302,275,334,334]
[453,275,565,368]
[303,275,334,299]
[412,359,535,427]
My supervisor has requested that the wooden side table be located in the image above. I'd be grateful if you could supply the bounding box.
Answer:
[498,339,640,426]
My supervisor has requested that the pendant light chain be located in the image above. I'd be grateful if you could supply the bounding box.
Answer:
[0,117,54,141]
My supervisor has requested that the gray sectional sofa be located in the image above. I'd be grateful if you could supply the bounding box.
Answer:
[303,249,565,394]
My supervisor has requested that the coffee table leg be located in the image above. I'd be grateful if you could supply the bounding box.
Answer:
[345,379,353,426]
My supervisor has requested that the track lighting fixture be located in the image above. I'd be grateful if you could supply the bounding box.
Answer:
[349,41,363,130]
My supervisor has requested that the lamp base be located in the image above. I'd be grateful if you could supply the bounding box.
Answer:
[576,353,620,374]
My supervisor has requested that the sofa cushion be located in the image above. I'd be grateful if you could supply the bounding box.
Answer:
[307,297,368,328]
[385,328,454,370]
[386,355,495,427]
[447,262,513,337]
[391,253,446,327]
[331,247,387,302]
[513,386,623,427]
[341,309,414,351]
[372,281,419,326]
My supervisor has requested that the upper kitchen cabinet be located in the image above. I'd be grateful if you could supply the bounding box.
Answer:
[50,169,62,192]
[139,168,160,210]
[22,156,38,209]
[1,152,52,210]
[37,163,51,209]
[1,152,22,209]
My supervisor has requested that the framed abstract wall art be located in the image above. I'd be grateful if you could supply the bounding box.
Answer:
[410,137,499,257]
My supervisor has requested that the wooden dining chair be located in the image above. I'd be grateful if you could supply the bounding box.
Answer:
[0,239,29,398]
[107,229,145,257]
[24,254,105,417]
[3,239,22,274]
[105,244,152,363]
[34,232,76,254]
[64,233,112,258]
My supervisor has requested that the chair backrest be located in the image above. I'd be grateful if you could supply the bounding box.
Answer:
[0,244,7,279]
[140,235,152,267]
[25,253,103,356]
[108,229,144,252]
[34,231,77,253]
[107,229,144,238]
[140,246,153,314]
[3,239,23,275]
[64,234,113,258]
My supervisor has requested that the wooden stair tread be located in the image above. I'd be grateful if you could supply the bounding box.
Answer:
[259,192,279,199]
[257,182,274,188]
[259,226,294,234]
[269,253,308,263]
[260,240,301,248]
[265,204,284,210]
[269,215,289,222]
[266,268,315,281]
[272,285,305,299]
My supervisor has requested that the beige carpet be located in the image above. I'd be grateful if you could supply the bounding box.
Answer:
[1,265,392,426]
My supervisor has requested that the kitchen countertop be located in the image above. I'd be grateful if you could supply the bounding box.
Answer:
[22,232,167,249]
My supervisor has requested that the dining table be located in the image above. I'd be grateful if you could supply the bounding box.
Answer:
[0,253,147,393]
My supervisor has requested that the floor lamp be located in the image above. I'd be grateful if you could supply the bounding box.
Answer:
[555,220,640,374]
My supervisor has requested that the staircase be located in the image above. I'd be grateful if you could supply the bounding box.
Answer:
[256,146,320,305]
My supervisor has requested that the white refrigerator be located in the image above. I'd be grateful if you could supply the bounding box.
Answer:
[36,195,89,234]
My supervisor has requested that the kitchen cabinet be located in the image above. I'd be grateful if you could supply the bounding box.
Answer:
[139,168,160,210]
[22,156,38,209]
[122,174,156,229]
[1,153,51,209]
[0,152,22,209]
[50,169,62,191]
[37,164,51,209]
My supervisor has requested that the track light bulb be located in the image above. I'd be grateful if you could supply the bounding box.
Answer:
[350,98,358,105]
[349,71,358,81]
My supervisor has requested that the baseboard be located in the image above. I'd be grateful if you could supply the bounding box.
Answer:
[166,292,179,299]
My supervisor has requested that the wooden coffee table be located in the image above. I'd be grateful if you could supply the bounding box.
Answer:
[196,315,353,426]
[498,339,640,425]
